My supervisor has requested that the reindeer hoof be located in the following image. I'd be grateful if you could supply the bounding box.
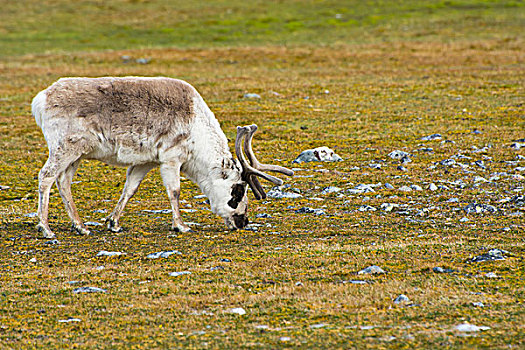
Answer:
[37,223,56,239]
[72,224,91,236]
[170,225,193,233]
[106,218,123,233]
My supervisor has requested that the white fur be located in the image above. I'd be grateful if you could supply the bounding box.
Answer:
[32,77,248,238]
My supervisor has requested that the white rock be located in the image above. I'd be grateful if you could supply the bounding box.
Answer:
[358,265,385,275]
[147,250,182,259]
[454,323,490,332]
[169,271,191,277]
[226,307,246,315]
[398,185,412,192]
[58,318,82,323]
[388,150,410,160]
[393,294,410,304]
[73,287,107,293]
[292,147,343,163]
[96,251,125,257]
[429,183,438,191]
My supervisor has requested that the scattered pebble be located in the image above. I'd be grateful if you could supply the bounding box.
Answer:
[147,250,182,259]
[472,302,484,307]
[226,307,246,315]
[421,134,442,141]
[454,323,490,332]
[358,265,385,275]
[310,323,327,329]
[471,249,509,263]
[464,203,497,214]
[321,186,342,194]
[292,146,343,163]
[96,250,125,257]
[484,272,498,278]
[266,187,302,199]
[73,287,107,293]
[85,221,102,226]
[393,294,410,304]
[388,150,410,160]
[243,93,261,99]
[169,271,191,277]
[295,207,325,215]
[58,318,82,323]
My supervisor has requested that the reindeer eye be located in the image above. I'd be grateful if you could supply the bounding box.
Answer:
[227,183,246,209]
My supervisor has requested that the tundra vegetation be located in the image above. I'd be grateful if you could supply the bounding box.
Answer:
[0,0,524,348]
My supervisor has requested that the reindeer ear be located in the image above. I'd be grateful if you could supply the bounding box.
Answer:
[227,183,246,209]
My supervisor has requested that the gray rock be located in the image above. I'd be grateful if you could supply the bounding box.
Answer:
[393,294,410,304]
[384,183,395,190]
[464,203,497,214]
[267,188,302,199]
[410,184,423,191]
[147,250,182,259]
[358,205,376,212]
[454,323,490,332]
[429,183,438,191]
[433,267,454,273]
[398,185,412,192]
[358,265,385,275]
[255,213,272,218]
[96,250,125,257]
[388,150,410,160]
[58,318,82,323]
[143,209,172,214]
[85,221,102,226]
[471,249,508,263]
[321,186,342,195]
[510,195,525,206]
[347,184,375,194]
[73,287,107,293]
[292,147,342,163]
[243,93,261,99]
[169,271,191,277]
[472,302,484,307]
[440,159,456,166]
[397,166,408,171]
[295,207,325,215]
[510,142,525,150]
[421,134,442,141]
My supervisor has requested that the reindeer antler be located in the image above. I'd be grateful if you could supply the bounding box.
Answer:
[235,124,294,199]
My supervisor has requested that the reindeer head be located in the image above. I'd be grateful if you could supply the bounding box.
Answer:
[212,124,294,230]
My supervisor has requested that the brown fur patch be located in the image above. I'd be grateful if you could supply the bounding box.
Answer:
[45,77,196,150]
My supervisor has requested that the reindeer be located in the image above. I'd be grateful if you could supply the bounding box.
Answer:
[31,77,293,238]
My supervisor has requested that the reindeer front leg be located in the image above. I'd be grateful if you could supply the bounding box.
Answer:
[159,162,192,233]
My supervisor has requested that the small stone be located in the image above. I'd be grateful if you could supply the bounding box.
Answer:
[388,150,410,160]
[440,159,456,166]
[471,249,508,263]
[292,146,343,163]
[429,183,438,191]
[459,217,469,222]
[358,265,385,275]
[279,337,291,342]
[472,302,484,307]
[226,307,246,315]
[96,250,125,257]
[29,257,37,263]
[398,185,412,192]
[85,221,102,226]
[397,166,408,171]
[321,186,342,195]
[393,294,410,304]
[147,250,182,259]
[295,207,325,215]
[358,205,376,212]
[347,184,375,194]
[295,282,304,286]
[454,323,490,332]
[381,203,399,212]
[384,183,395,190]
[255,213,272,218]
[243,93,261,99]
[410,184,423,191]
[421,134,442,141]
[484,272,498,278]
[169,271,191,277]
[433,267,445,273]
[135,58,151,64]
[266,188,302,199]
[73,287,107,293]
[464,203,497,214]
[24,212,37,218]
[58,318,82,323]
[310,323,327,329]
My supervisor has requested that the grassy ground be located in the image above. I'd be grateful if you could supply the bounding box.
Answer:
[1,0,524,349]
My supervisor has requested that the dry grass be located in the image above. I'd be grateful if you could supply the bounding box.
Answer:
[0,14,524,350]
